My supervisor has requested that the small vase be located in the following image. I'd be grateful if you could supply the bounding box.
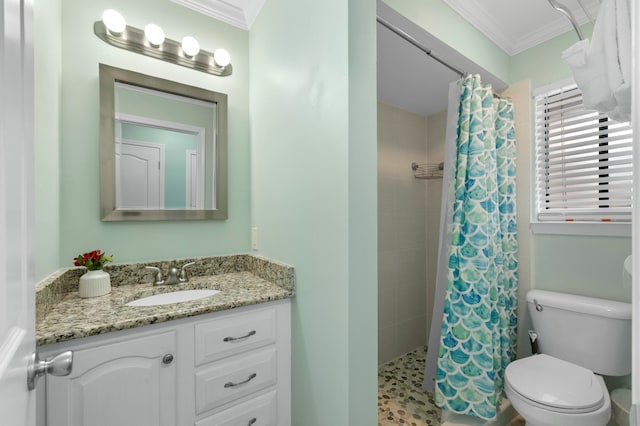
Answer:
[78,269,111,298]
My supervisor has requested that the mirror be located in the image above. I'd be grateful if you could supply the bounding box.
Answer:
[99,64,228,221]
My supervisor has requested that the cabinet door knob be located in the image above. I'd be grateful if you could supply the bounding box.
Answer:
[248,418,257,426]
[162,354,174,364]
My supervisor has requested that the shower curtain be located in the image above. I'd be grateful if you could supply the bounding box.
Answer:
[425,74,518,420]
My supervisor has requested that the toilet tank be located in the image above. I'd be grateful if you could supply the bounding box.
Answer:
[527,289,632,376]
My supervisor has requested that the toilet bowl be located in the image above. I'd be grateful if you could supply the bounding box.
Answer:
[504,354,611,426]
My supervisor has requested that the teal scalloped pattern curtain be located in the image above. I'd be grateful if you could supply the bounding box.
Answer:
[434,75,518,420]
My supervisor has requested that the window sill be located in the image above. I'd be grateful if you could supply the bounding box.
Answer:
[531,222,631,237]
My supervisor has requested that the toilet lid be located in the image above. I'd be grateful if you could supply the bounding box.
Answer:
[506,354,604,411]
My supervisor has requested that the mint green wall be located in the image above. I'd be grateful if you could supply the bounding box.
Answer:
[534,235,631,302]
[56,0,250,266]
[34,0,62,280]
[249,0,377,424]
[382,0,510,84]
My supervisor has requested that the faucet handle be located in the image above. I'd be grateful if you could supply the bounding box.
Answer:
[179,262,195,282]
[145,266,165,285]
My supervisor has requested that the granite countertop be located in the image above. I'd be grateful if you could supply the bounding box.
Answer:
[36,254,294,346]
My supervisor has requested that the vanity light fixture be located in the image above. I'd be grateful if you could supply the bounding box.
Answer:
[94,9,232,77]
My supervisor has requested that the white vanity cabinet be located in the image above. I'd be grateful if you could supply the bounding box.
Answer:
[38,299,291,426]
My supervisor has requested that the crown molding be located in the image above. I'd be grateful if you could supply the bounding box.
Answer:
[442,0,600,56]
[512,16,584,55]
[171,0,267,31]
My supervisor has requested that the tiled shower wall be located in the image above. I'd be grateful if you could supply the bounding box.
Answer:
[377,101,447,364]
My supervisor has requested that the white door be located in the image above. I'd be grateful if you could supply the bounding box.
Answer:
[116,140,164,209]
[0,0,35,425]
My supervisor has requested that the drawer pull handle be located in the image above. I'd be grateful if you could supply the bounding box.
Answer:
[248,419,257,426]
[162,354,174,365]
[223,330,256,342]
[224,373,257,388]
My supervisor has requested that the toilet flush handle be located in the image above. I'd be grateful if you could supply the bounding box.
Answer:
[534,299,543,311]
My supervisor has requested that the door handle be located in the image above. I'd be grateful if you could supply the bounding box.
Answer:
[27,350,73,391]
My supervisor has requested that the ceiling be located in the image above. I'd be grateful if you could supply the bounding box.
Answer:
[171,0,602,116]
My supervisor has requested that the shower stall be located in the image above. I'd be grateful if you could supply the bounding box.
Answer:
[377,2,534,422]
[377,101,448,364]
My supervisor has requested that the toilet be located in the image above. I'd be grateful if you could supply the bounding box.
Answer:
[504,289,632,426]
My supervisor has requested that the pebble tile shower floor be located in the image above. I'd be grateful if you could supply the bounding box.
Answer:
[378,347,441,426]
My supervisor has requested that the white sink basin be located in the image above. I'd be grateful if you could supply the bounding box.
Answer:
[126,289,220,307]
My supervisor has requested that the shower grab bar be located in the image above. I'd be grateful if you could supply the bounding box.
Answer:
[547,0,586,41]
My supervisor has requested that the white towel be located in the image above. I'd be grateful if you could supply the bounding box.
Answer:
[562,37,615,112]
[609,0,631,121]
[562,0,631,122]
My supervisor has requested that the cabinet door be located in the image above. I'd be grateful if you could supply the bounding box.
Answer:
[46,331,177,426]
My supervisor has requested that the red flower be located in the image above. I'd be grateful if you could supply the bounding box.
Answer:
[72,249,113,271]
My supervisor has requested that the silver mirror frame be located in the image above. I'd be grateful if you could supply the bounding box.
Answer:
[99,63,228,221]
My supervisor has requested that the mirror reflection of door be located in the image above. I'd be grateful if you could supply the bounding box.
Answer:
[116,139,164,209]
[114,82,214,211]
[115,115,205,210]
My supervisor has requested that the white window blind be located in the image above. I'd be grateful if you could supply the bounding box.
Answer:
[534,83,633,222]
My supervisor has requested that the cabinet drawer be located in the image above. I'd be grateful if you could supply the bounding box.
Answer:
[195,390,277,426]
[194,307,276,365]
[195,346,277,414]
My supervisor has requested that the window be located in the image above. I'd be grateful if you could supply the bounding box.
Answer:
[534,82,633,225]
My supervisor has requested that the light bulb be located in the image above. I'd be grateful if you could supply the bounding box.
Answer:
[181,36,200,57]
[102,9,126,35]
[213,48,231,67]
[144,23,165,47]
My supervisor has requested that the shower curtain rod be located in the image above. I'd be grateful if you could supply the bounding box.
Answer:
[376,16,466,78]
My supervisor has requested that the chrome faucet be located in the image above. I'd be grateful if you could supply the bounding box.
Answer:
[145,262,195,285]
